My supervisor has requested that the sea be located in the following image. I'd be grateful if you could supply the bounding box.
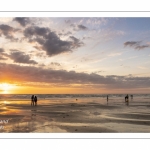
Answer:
[0,94,150,100]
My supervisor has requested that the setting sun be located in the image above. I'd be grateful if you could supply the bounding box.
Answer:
[0,83,16,94]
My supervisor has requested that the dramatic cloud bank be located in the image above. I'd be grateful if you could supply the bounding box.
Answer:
[0,63,150,89]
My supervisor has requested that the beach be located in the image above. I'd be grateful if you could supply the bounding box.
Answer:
[0,95,150,133]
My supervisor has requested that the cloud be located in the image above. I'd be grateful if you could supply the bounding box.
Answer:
[0,24,18,41]
[9,50,38,64]
[93,70,105,74]
[70,23,88,31]
[58,31,72,37]
[69,36,84,48]
[124,41,149,50]
[0,48,4,52]
[0,56,7,60]
[135,45,149,50]
[24,26,49,37]
[0,48,8,60]
[124,41,140,47]
[86,18,108,26]
[77,25,88,30]
[24,26,84,56]
[50,62,61,66]
[0,24,14,38]
[0,63,114,85]
[13,17,31,27]
[0,63,150,89]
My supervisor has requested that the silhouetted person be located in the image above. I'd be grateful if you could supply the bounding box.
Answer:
[107,95,108,103]
[31,95,34,106]
[131,95,133,99]
[125,94,129,102]
[34,96,37,106]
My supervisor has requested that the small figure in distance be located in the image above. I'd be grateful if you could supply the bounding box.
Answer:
[34,96,37,106]
[125,94,129,103]
[31,95,34,106]
[127,94,129,102]
[107,95,108,103]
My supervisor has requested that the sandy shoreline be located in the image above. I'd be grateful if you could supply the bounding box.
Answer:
[0,97,150,133]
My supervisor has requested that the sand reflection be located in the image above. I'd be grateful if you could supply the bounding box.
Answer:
[0,97,150,132]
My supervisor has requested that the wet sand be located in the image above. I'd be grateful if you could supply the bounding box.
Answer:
[0,97,150,132]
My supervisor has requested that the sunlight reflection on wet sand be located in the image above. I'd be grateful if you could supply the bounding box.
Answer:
[0,97,150,132]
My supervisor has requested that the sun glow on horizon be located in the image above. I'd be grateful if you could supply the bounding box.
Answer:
[0,83,17,94]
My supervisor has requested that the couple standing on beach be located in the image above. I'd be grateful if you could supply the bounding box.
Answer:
[31,95,38,106]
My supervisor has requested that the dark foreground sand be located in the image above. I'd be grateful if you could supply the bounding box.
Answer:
[0,97,150,133]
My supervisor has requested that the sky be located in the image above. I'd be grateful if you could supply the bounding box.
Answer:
[0,17,150,94]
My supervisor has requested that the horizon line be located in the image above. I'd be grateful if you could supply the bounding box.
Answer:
[0,93,150,95]
[1,11,150,12]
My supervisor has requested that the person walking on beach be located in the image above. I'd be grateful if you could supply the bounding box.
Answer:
[127,94,129,100]
[31,95,35,106]
[34,96,37,106]
[125,94,129,102]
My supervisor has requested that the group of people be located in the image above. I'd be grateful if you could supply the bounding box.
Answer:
[125,94,129,102]
[106,94,133,103]
[125,94,133,102]
[31,95,38,106]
